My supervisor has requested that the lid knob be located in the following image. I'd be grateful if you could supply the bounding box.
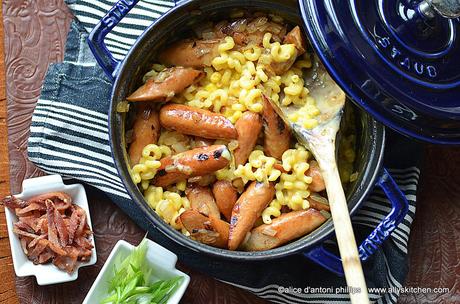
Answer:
[419,0,460,18]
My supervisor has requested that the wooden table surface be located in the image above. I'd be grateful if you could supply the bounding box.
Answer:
[0,1,459,303]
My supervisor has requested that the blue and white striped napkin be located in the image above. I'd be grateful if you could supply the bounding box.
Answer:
[28,1,422,303]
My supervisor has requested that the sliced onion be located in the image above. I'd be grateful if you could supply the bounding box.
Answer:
[230,18,248,33]
[320,210,331,219]
[116,101,130,113]
[268,23,283,34]
[349,172,359,182]
[262,226,277,237]
[254,16,268,27]
[310,193,329,205]
[202,31,215,40]
[156,69,171,82]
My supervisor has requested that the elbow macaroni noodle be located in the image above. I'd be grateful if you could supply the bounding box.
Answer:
[234,150,282,184]
[261,145,316,224]
[144,185,190,231]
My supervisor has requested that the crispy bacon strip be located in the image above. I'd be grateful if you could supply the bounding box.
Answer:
[53,204,69,246]
[29,192,72,206]
[3,190,92,273]
[28,239,49,264]
[28,233,48,248]
[1,196,28,209]
[16,203,46,215]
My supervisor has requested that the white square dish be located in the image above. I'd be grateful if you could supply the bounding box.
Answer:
[4,174,97,285]
[82,239,190,304]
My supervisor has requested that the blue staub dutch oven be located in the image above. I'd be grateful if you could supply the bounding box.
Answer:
[87,0,459,275]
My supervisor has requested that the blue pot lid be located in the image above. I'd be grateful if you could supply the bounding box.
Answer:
[299,0,460,144]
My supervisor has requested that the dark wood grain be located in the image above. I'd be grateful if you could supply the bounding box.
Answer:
[398,146,460,304]
[1,1,459,304]
[0,1,18,303]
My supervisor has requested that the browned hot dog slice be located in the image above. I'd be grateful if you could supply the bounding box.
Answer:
[127,67,203,102]
[128,105,161,166]
[240,209,327,251]
[233,111,263,166]
[228,181,275,250]
[180,210,229,248]
[159,39,223,68]
[267,26,306,75]
[153,145,231,187]
[212,180,238,221]
[214,18,287,47]
[269,52,297,76]
[186,186,221,219]
[306,160,326,192]
[283,26,307,55]
[159,104,238,140]
[262,96,290,159]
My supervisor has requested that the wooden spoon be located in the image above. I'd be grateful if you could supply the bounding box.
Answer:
[267,56,369,303]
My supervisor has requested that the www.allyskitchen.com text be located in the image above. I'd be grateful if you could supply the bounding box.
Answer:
[277,285,450,295]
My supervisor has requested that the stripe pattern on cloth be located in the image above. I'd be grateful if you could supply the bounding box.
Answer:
[68,0,174,60]
[29,99,131,199]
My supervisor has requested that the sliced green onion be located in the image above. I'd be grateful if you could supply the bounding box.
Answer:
[100,238,183,304]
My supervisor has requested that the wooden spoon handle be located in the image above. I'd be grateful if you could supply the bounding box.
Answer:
[316,151,369,303]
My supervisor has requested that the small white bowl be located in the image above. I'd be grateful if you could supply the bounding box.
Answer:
[4,174,97,285]
[83,239,190,304]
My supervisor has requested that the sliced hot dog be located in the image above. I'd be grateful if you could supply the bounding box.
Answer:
[269,52,298,76]
[128,105,160,166]
[283,26,306,55]
[186,186,221,219]
[233,111,263,166]
[212,180,238,221]
[158,39,223,68]
[127,67,203,102]
[153,145,231,187]
[180,209,229,248]
[240,209,327,251]
[214,18,287,47]
[306,160,325,192]
[262,95,291,159]
[159,104,238,140]
[228,181,275,250]
[267,26,306,75]
[264,27,305,76]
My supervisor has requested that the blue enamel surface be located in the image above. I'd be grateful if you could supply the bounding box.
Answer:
[87,0,140,80]
[299,0,460,144]
[303,168,410,276]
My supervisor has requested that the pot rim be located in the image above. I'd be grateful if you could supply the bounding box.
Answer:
[108,0,387,260]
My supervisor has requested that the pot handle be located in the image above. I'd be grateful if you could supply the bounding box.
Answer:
[303,168,409,276]
[87,0,141,80]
